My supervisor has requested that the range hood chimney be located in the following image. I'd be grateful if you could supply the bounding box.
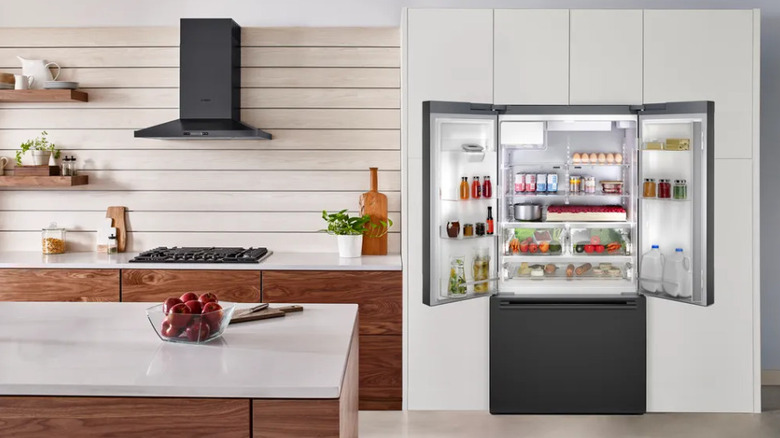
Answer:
[134,19,271,140]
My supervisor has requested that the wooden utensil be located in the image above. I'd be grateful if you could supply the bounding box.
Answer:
[105,206,127,252]
[360,167,389,255]
[230,305,303,324]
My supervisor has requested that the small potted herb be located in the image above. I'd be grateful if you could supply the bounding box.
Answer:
[321,209,371,258]
[16,131,60,166]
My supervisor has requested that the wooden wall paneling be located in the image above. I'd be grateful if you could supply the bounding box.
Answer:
[359,335,402,410]
[0,48,179,68]
[0,269,119,302]
[0,231,402,253]
[0,191,402,212]
[0,129,401,150]
[242,47,400,67]
[262,270,402,335]
[0,397,250,438]
[0,211,402,233]
[121,270,261,303]
[242,68,400,88]
[242,27,399,47]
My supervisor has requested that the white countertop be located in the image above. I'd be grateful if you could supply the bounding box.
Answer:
[0,302,357,399]
[0,251,402,271]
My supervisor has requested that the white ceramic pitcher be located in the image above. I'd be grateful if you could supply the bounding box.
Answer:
[17,56,60,90]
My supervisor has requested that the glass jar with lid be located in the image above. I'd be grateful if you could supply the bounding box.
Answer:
[643,178,657,198]
[673,179,688,200]
[42,222,66,254]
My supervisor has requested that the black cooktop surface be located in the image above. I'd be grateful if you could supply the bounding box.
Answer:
[129,247,269,263]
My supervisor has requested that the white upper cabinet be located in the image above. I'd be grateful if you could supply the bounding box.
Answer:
[494,9,569,105]
[406,9,494,158]
[644,10,755,159]
[570,9,642,104]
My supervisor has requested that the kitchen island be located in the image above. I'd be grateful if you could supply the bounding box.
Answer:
[0,302,358,437]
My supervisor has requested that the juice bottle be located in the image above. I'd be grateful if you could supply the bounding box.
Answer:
[459,177,469,200]
[482,176,492,198]
[472,176,481,198]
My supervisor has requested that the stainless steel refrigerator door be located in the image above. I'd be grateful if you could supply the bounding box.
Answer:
[637,101,714,306]
[423,101,500,306]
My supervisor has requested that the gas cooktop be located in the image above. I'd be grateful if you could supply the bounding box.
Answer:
[129,247,270,264]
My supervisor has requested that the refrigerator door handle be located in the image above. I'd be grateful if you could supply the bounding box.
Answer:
[498,301,638,310]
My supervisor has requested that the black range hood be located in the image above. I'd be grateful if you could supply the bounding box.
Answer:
[135,19,271,140]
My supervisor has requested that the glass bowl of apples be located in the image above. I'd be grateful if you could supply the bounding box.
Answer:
[146,292,235,344]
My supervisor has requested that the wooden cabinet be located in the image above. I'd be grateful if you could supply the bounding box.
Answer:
[644,9,754,159]
[263,270,402,410]
[121,269,261,302]
[569,9,642,104]
[0,269,119,302]
[494,9,570,104]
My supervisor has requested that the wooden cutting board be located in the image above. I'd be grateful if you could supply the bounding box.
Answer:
[229,305,303,324]
[106,206,127,252]
[360,167,388,255]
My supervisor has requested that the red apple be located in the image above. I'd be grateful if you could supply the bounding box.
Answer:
[180,292,199,303]
[198,292,218,305]
[166,302,193,329]
[162,297,182,315]
[201,301,223,331]
[184,299,202,314]
[160,319,184,338]
[186,320,211,342]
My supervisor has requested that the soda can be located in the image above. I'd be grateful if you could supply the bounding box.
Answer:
[547,173,558,192]
[514,173,525,193]
[525,174,536,192]
[536,173,547,192]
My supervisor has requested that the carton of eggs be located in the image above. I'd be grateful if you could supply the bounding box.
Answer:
[572,152,624,165]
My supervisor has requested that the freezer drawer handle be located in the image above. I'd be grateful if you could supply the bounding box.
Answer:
[498,301,637,310]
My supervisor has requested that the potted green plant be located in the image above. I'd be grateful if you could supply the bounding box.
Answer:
[16,131,60,166]
[321,209,371,257]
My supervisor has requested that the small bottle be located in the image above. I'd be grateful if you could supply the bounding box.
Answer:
[107,234,118,254]
[482,176,492,198]
[459,177,469,200]
[61,156,70,176]
[486,206,494,235]
[471,176,481,199]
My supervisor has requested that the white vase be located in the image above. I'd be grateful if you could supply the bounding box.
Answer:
[31,150,50,166]
[337,235,363,258]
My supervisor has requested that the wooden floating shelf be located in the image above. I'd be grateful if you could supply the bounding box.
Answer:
[0,175,88,188]
[0,89,89,102]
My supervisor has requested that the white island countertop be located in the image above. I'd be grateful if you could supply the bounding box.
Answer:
[0,251,402,271]
[0,302,357,399]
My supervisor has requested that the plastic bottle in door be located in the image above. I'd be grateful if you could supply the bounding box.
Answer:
[663,248,691,298]
[640,245,665,293]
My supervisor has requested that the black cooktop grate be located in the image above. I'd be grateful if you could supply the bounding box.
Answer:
[129,247,269,263]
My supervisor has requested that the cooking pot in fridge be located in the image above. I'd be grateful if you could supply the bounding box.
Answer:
[513,204,542,221]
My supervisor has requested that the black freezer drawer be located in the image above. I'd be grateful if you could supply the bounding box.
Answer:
[490,295,646,414]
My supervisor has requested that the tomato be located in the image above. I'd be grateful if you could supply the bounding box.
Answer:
[595,245,605,253]
[590,236,601,245]
[584,244,595,254]
[520,242,529,253]
[539,242,550,253]
[529,243,538,253]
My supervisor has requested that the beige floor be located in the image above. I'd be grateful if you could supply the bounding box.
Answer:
[359,387,780,438]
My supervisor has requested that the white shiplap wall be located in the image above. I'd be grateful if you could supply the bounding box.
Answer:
[0,27,400,252]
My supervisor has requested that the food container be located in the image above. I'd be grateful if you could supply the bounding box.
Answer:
[665,138,690,151]
[472,248,491,293]
[584,176,596,194]
[600,180,624,194]
[644,140,664,150]
[146,302,236,344]
[463,223,474,237]
[446,221,460,238]
[41,222,66,254]
[513,204,542,221]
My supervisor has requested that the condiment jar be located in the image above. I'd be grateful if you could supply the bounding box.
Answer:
[463,223,474,237]
[673,179,688,200]
[42,222,66,254]
[658,179,672,199]
[643,178,657,198]
[107,234,118,254]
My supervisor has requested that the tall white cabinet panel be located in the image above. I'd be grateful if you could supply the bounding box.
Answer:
[494,9,569,105]
[569,9,642,104]
[644,10,754,159]
[647,159,755,412]
[405,9,493,409]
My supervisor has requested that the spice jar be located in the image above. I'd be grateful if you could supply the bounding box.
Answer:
[42,222,66,254]
[107,234,118,254]
[475,222,486,236]
[643,178,657,198]
[463,223,474,237]
[584,176,596,194]
[674,179,688,200]
[658,179,672,199]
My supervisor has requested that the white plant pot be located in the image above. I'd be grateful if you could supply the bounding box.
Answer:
[31,150,51,166]
[337,235,363,258]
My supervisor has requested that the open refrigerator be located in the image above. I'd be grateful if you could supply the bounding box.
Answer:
[422,101,714,308]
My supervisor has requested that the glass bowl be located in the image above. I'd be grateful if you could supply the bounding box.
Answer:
[146,302,235,344]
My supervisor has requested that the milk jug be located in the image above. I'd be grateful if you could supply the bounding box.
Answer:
[663,248,691,298]
[640,245,664,293]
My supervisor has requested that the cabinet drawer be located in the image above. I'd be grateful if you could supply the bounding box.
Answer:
[121,270,261,303]
[359,335,402,410]
[262,270,402,335]
[0,269,119,302]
